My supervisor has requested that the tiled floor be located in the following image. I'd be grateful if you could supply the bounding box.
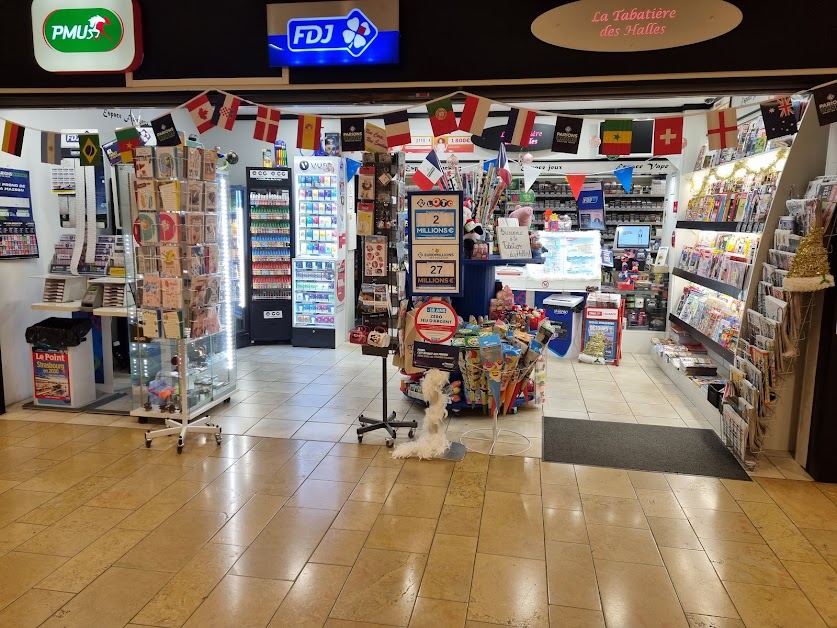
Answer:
[0,344,831,627]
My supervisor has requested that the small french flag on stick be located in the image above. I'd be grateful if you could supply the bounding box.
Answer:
[412,149,444,191]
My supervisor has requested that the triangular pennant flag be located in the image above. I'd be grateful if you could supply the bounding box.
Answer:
[297,114,322,150]
[41,130,61,165]
[613,166,634,194]
[114,126,141,163]
[482,159,498,171]
[523,165,540,193]
[346,158,362,180]
[426,97,457,137]
[184,93,215,134]
[78,133,101,166]
[566,174,586,200]
[151,114,180,147]
[1,120,25,157]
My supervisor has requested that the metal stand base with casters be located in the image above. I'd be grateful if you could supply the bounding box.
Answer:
[145,414,222,454]
[356,348,417,448]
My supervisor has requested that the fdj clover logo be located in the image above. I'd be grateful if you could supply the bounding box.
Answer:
[288,9,378,58]
[44,8,124,53]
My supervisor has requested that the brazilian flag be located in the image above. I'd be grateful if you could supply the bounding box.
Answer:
[79,133,102,166]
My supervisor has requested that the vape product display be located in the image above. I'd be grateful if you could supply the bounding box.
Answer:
[246,167,294,342]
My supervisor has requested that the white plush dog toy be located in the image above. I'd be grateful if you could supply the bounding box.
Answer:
[392,369,451,459]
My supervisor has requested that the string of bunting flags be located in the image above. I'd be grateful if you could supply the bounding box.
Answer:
[1,79,836,178]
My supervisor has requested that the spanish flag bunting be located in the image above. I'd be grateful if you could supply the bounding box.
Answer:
[1,120,25,157]
[600,119,633,155]
[297,114,322,150]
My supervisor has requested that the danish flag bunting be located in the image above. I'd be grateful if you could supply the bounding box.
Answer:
[253,106,281,143]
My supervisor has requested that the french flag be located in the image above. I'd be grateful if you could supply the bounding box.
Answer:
[497,142,512,186]
[413,149,444,191]
[505,107,536,147]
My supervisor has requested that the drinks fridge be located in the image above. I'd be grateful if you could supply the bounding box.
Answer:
[292,157,348,348]
[246,167,294,342]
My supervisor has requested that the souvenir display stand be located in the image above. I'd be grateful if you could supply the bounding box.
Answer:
[581,293,625,365]
[125,147,237,453]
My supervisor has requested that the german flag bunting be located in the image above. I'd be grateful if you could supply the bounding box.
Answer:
[1,120,25,157]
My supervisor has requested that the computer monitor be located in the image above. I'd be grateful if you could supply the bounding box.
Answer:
[615,225,651,249]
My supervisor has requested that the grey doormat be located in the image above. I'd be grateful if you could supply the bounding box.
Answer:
[543,416,750,481]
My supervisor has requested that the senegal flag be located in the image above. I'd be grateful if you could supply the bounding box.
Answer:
[600,119,633,156]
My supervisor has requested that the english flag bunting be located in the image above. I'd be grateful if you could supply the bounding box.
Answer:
[185,93,215,134]
[706,108,739,151]
[426,98,457,137]
[297,114,322,150]
[760,98,798,140]
[1,120,25,157]
[412,149,444,191]
[458,95,491,136]
[504,108,536,147]
[497,142,512,186]
[652,116,684,156]
[254,106,281,143]
[383,110,411,147]
[215,93,242,131]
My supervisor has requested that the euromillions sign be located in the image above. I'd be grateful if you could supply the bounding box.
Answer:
[267,1,399,67]
[32,0,143,73]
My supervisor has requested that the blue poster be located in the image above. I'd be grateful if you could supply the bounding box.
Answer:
[0,168,39,259]
[577,181,605,231]
[584,319,618,362]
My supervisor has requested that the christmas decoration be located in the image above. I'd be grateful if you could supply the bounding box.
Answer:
[784,226,835,291]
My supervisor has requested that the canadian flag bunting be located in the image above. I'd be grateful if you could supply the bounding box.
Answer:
[185,93,215,134]
[254,106,281,143]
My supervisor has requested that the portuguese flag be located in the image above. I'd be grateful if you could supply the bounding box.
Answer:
[600,119,633,155]
[1,120,25,157]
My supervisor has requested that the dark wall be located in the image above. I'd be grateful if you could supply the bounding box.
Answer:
[2,0,836,95]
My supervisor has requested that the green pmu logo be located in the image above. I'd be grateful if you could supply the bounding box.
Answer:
[43,8,123,53]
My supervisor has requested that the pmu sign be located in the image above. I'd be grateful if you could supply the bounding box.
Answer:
[267,0,399,67]
[32,0,143,73]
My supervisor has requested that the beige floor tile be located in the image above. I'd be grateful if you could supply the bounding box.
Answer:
[117,480,207,531]
[636,488,686,519]
[444,469,487,509]
[396,458,454,488]
[595,559,688,628]
[0,588,74,628]
[685,615,745,628]
[585,400,631,415]
[174,456,235,484]
[587,524,662,566]
[575,466,636,499]
[15,451,122,493]
[724,581,827,628]
[757,478,837,530]
[739,501,824,562]
[437,505,482,538]
[182,574,292,628]
[133,542,246,628]
[231,506,336,581]
[478,490,545,560]
[782,560,837,626]
[542,483,583,510]
[293,422,352,442]
[419,533,477,603]
[36,527,147,593]
[548,605,605,628]
[117,508,230,573]
[383,483,446,519]
[365,514,436,553]
[486,456,541,495]
[245,419,307,439]
[684,507,764,544]
[40,566,169,628]
[329,443,381,459]
[0,551,68,611]
[311,528,368,566]
[330,548,426,626]
[84,430,148,455]
[212,414,262,435]
[660,547,739,618]
[332,500,384,532]
[468,552,549,627]
[263,405,319,421]
[673,485,742,513]
[628,470,670,491]
[409,597,467,627]
[212,493,287,546]
[258,459,316,498]
[0,479,19,496]
[86,463,181,510]
[0,447,52,481]
[268,562,351,628]
[700,538,797,588]
[720,479,773,503]
[350,469,400,504]
[0,521,47,555]
[648,516,703,550]
[209,434,261,459]
[581,494,649,529]
[92,448,162,479]
[541,462,576,487]
[635,416,688,427]
[287,478,356,511]
[227,449,296,477]
[184,471,267,513]
[17,476,117,526]
[546,541,601,611]
[17,505,131,557]
[544,507,588,544]
[800,528,837,569]
[768,456,814,481]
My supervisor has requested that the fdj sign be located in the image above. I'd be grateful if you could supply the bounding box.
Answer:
[44,8,123,53]
[32,0,143,74]
[289,9,378,58]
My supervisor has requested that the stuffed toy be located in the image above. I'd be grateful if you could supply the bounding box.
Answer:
[509,205,534,228]
[463,204,484,258]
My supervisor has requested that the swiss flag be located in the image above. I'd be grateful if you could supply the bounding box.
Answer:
[653,116,684,156]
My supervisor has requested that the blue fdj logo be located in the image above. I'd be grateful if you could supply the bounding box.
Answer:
[288,9,378,57]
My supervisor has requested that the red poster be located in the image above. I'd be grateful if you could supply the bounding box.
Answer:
[32,349,71,406]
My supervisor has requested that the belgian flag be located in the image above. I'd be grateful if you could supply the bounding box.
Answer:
[1,120,25,157]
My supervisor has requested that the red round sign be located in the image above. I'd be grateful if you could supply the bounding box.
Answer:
[414,300,458,343]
